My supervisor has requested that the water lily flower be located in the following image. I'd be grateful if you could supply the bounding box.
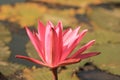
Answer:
[16,21,100,80]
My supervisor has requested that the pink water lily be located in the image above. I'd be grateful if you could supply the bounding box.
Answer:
[16,20,100,80]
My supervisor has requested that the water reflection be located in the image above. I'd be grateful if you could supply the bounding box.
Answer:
[0,20,40,67]
[76,62,120,80]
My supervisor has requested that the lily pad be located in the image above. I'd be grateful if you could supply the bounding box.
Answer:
[0,23,11,61]
[86,8,120,75]
[0,62,25,76]
[89,43,120,75]
[0,22,11,43]
[23,67,79,80]
[89,7,120,32]
[0,41,10,61]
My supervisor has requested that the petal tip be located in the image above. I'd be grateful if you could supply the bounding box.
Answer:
[84,29,88,32]
[91,40,96,43]
[96,52,101,55]
[15,55,21,58]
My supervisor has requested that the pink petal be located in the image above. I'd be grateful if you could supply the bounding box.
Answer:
[25,27,45,62]
[62,36,79,60]
[63,27,80,46]
[51,28,60,65]
[59,58,81,66]
[38,20,45,41]
[70,40,96,58]
[63,28,72,36]
[74,52,101,59]
[66,29,88,50]
[55,21,63,34]
[15,55,48,67]
[48,21,54,28]
[52,21,63,64]
[63,28,72,42]
[45,24,53,65]
[61,29,88,61]
[59,52,100,66]
[38,21,45,48]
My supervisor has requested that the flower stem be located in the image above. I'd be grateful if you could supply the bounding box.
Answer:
[51,68,58,80]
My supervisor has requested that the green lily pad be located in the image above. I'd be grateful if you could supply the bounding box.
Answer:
[89,7,120,32]
[23,67,79,80]
[0,62,25,76]
[89,43,120,75]
[87,8,120,75]
[0,22,11,43]
[0,23,11,61]
[0,41,10,61]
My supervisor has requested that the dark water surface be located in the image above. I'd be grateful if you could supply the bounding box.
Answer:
[76,62,120,80]
[0,0,25,5]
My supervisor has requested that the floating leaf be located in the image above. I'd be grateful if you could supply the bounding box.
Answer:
[23,67,79,80]
[0,22,11,43]
[0,62,25,76]
[89,43,120,75]
[89,8,120,32]
[0,41,10,61]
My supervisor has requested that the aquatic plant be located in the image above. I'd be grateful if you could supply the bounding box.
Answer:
[16,20,100,80]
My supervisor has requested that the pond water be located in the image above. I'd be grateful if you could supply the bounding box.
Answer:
[76,62,120,80]
[0,19,120,79]
[0,0,25,5]
[0,1,120,79]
